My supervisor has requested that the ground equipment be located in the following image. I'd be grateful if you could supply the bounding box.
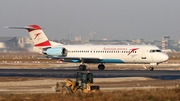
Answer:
[54,72,100,94]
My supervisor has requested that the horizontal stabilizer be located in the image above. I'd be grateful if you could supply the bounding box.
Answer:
[6,26,37,30]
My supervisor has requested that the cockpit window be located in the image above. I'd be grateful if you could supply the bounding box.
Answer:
[149,49,161,53]
[156,50,161,52]
[150,50,155,53]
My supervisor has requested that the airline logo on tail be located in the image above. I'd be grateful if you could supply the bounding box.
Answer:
[34,33,41,40]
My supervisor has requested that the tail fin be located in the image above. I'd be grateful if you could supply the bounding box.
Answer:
[28,25,52,47]
[8,24,62,47]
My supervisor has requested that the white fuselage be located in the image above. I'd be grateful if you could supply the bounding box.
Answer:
[50,45,169,64]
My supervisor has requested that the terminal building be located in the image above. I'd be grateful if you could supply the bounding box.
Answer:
[0,37,18,48]
[0,37,34,53]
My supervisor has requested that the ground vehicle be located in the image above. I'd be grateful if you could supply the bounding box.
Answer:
[54,72,100,94]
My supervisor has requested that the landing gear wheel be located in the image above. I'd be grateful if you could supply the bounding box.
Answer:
[79,65,86,70]
[98,64,105,70]
[149,67,154,71]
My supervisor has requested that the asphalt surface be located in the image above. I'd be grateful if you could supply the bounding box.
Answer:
[0,69,180,80]
[0,69,180,93]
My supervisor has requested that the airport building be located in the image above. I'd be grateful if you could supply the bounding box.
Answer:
[18,37,33,48]
[0,36,35,52]
[0,37,18,48]
[162,36,170,50]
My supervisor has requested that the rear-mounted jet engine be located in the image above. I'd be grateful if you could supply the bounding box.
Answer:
[42,47,67,56]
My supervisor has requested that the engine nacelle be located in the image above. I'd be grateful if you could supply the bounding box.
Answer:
[42,47,67,56]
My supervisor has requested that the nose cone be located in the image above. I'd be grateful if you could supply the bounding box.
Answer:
[161,54,169,62]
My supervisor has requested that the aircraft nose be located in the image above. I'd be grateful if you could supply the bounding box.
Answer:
[161,54,169,61]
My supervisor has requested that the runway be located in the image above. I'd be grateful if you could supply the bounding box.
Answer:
[0,69,180,80]
[0,69,180,94]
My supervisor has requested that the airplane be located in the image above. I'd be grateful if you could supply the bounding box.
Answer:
[7,24,169,71]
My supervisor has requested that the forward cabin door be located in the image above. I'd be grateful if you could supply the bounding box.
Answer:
[141,50,146,59]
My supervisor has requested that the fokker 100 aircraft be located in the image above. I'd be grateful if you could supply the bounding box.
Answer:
[8,25,169,71]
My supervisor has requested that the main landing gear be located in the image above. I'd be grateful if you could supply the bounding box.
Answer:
[98,63,105,70]
[149,67,154,71]
[79,64,86,70]
[78,63,105,70]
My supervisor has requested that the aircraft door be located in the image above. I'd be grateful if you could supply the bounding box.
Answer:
[141,50,146,59]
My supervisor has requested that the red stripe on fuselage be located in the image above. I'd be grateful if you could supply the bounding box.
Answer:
[34,40,51,47]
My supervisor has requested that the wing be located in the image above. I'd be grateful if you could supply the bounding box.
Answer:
[46,56,100,63]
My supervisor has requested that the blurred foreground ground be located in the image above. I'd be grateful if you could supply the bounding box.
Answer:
[0,77,180,94]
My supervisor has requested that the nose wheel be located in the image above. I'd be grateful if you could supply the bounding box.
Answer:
[149,67,154,71]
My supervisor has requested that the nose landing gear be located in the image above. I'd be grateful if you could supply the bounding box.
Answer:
[149,67,154,71]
